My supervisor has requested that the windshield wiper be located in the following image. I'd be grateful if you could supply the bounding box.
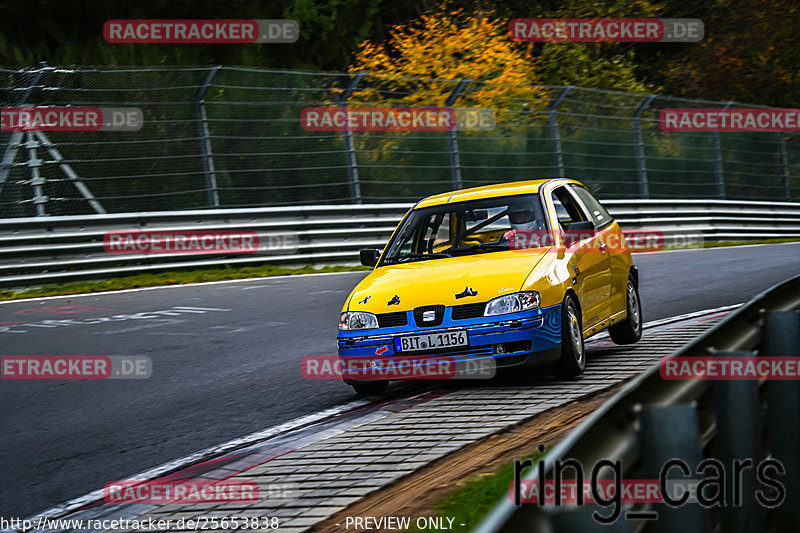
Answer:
[390,252,452,263]
[444,242,505,254]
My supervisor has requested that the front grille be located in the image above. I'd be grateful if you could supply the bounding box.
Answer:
[452,301,487,320]
[396,345,494,358]
[376,311,408,328]
[413,305,445,327]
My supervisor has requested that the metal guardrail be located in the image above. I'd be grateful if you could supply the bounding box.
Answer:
[474,273,800,533]
[1,199,799,288]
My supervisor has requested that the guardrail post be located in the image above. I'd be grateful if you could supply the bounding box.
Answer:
[195,66,221,208]
[775,133,791,201]
[713,351,761,533]
[762,311,800,528]
[549,87,573,177]
[445,79,470,190]
[711,102,732,199]
[639,403,711,533]
[633,95,656,199]
[0,62,48,200]
[339,73,364,204]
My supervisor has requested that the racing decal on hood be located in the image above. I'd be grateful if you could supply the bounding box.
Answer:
[358,295,371,304]
[455,286,478,299]
[388,295,400,305]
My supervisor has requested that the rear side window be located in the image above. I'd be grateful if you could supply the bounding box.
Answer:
[569,185,613,229]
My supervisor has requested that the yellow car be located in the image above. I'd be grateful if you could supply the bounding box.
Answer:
[337,179,642,395]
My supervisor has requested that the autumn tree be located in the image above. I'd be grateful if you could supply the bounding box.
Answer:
[348,4,547,114]
[645,0,800,107]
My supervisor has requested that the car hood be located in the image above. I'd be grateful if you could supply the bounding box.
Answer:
[347,250,549,312]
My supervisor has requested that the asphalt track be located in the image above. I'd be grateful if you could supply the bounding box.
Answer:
[1,243,798,519]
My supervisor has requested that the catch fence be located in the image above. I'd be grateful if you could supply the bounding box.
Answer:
[0,64,798,217]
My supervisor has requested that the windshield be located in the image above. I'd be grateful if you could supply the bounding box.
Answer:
[380,193,547,265]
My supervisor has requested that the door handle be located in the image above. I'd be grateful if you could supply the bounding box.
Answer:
[598,243,608,252]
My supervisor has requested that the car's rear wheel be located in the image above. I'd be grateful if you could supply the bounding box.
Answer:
[350,380,389,396]
[608,275,642,345]
[553,295,586,379]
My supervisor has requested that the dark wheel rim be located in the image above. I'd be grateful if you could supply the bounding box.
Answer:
[567,304,584,365]
[627,280,641,331]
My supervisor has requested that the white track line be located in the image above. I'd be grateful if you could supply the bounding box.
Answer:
[0,270,366,305]
[640,303,741,329]
[18,398,370,525]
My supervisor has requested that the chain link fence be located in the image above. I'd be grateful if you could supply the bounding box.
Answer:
[0,63,798,217]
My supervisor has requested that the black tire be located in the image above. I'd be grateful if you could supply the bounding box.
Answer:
[608,274,642,345]
[350,381,389,396]
[553,295,586,379]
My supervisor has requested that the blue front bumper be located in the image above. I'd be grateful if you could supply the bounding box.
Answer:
[337,303,562,370]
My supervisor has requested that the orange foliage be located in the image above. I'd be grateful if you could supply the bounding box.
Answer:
[348,5,547,115]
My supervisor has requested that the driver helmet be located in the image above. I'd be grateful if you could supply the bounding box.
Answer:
[508,203,539,232]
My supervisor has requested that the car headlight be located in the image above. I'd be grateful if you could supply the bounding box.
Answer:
[339,311,379,330]
[484,292,540,316]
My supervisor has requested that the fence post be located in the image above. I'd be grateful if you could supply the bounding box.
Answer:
[0,62,48,200]
[195,66,221,208]
[340,73,365,204]
[711,102,732,199]
[24,131,48,216]
[633,95,656,199]
[445,79,470,190]
[776,133,791,201]
[549,86,573,177]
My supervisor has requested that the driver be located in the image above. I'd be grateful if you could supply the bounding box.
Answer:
[503,205,541,245]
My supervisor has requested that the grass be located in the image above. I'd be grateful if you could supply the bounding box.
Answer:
[406,449,546,532]
[653,237,800,251]
[0,264,371,301]
[700,237,800,248]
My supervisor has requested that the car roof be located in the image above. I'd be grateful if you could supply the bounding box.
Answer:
[414,178,583,208]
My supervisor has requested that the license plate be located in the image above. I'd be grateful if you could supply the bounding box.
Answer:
[395,330,468,353]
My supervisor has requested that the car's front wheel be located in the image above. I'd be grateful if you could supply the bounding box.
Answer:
[553,295,586,379]
[608,275,642,345]
[349,380,389,396]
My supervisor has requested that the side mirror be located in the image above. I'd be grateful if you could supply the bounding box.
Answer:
[561,220,596,247]
[568,220,595,230]
[360,248,381,267]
